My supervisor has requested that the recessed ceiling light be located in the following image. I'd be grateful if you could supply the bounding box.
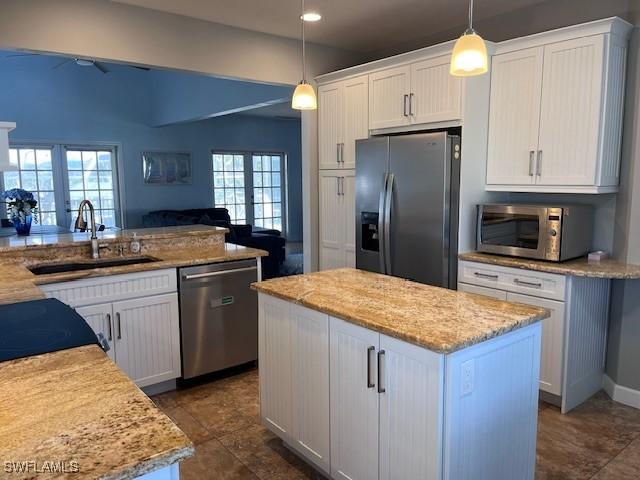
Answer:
[301,12,322,22]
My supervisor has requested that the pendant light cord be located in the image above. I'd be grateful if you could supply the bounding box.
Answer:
[301,0,307,83]
[467,0,475,34]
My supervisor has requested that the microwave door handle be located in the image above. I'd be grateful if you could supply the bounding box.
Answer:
[384,173,394,275]
[378,173,388,274]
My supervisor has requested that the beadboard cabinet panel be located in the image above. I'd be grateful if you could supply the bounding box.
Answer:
[319,170,355,270]
[369,65,411,130]
[410,56,462,125]
[318,83,343,170]
[76,303,115,361]
[342,76,369,169]
[486,47,544,186]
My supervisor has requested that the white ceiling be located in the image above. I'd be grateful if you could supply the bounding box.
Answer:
[110,0,550,53]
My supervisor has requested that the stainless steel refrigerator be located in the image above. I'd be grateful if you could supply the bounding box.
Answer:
[355,132,461,289]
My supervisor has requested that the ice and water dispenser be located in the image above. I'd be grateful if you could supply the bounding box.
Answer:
[360,212,380,252]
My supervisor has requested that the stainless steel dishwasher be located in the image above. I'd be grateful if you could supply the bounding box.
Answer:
[179,259,258,379]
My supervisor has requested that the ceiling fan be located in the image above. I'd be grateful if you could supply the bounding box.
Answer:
[5,53,150,74]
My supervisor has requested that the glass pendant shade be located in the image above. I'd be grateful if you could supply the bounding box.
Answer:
[450,32,488,76]
[292,81,317,110]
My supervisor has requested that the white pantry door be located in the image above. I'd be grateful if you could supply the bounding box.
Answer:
[379,334,444,480]
[330,317,379,480]
[341,171,356,268]
[342,75,369,169]
[319,170,344,270]
[318,83,343,170]
[486,46,544,186]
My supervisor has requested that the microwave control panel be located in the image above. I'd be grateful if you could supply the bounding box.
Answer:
[545,208,563,260]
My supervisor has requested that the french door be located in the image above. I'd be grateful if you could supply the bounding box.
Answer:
[2,143,122,229]
[212,151,287,234]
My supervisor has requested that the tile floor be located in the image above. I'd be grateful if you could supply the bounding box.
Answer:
[152,367,640,479]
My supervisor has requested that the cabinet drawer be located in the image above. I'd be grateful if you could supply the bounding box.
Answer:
[458,282,507,300]
[40,268,178,307]
[459,261,565,301]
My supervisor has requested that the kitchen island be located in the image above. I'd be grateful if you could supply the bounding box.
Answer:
[252,268,549,480]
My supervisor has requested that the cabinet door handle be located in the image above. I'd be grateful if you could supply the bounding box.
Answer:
[336,143,341,164]
[377,350,386,393]
[106,313,112,341]
[409,93,415,116]
[473,272,498,280]
[403,94,409,117]
[116,312,122,339]
[340,143,345,164]
[367,346,375,388]
[514,278,542,288]
[529,150,535,176]
[536,150,542,176]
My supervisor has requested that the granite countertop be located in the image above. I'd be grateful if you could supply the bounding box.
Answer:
[459,252,640,279]
[252,268,548,354]
[0,225,267,306]
[0,345,193,479]
[0,225,229,253]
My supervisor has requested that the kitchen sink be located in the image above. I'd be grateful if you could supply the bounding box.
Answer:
[28,256,160,275]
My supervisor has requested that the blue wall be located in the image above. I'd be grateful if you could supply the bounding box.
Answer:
[0,53,303,240]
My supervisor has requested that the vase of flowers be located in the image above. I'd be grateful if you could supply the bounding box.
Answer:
[2,188,38,236]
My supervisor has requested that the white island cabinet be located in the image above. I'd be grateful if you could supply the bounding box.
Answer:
[257,270,545,480]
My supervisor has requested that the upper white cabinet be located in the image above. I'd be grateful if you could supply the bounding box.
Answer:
[318,75,368,170]
[487,19,632,193]
[369,56,461,130]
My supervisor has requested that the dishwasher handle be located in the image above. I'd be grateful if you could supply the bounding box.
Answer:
[182,266,257,281]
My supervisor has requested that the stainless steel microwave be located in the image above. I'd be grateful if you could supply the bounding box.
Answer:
[477,204,593,262]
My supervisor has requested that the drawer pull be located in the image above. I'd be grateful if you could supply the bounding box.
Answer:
[106,313,112,341]
[473,272,498,280]
[377,350,386,394]
[514,278,542,288]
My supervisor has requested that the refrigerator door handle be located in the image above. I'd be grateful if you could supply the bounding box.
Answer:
[384,173,394,275]
[378,173,388,274]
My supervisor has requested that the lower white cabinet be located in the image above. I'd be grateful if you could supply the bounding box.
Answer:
[319,169,356,270]
[259,292,541,479]
[459,260,611,412]
[41,269,181,388]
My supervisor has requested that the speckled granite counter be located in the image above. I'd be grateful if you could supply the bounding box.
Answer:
[459,252,640,279]
[0,345,193,479]
[252,268,548,354]
[0,226,267,306]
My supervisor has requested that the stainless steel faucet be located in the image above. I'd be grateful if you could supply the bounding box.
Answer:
[75,200,100,259]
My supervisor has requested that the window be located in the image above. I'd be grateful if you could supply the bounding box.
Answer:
[1,144,121,229]
[65,148,118,228]
[212,151,286,234]
[3,147,57,225]
[212,153,246,223]
[252,154,283,231]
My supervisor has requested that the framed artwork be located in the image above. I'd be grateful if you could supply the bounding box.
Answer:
[142,151,192,185]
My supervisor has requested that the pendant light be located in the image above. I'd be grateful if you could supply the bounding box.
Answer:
[450,0,488,77]
[291,0,317,110]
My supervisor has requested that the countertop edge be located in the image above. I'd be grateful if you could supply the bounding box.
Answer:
[458,252,640,279]
[251,284,548,354]
[103,444,195,480]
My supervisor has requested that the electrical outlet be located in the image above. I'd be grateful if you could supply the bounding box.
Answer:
[461,360,475,396]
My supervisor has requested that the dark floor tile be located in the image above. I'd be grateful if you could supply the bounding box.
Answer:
[219,424,326,480]
[180,437,258,480]
[181,393,260,438]
[592,436,640,479]
[163,405,213,445]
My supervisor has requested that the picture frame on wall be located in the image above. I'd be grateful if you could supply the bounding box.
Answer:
[142,151,192,185]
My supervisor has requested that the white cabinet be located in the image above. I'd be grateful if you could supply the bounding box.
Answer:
[258,296,331,473]
[369,65,411,130]
[487,26,630,193]
[76,303,116,361]
[369,56,462,130]
[318,75,368,170]
[41,269,181,388]
[329,318,380,480]
[379,334,443,480]
[319,169,355,270]
[486,47,544,186]
[506,292,565,396]
[458,260,611,412]
[112,294,181,387]
[410,56,462,125]
[260,292,541,479]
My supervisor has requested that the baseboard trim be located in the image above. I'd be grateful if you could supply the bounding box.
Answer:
[603,374,640,409]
